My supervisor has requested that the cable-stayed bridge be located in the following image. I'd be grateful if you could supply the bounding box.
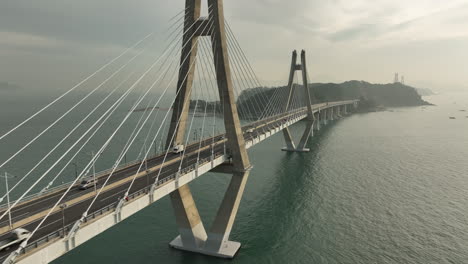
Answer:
[0,1,358,263]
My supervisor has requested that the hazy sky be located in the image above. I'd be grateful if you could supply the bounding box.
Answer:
[0,0,467,92]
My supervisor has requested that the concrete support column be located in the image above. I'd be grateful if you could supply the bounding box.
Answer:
[313,112,320,131]
[329,107,334,121]
[167,0,207,252]
[170,185,208,249]
[322,109,328,125]
[282,127,296,151]
[296,119,314,151]
[336,106,342,118]
[204,170,251,256]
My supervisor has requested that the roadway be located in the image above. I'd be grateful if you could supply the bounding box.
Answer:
[0,101,354,260]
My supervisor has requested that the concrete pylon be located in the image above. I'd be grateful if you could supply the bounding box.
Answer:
[313,111,321,131]
[281,50,315,152]
[167,0,251,258]
[321,108,328,125]
[336,106,342,119]
[166,0,207,252]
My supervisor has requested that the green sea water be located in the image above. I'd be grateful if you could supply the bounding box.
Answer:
[1,90,468,263]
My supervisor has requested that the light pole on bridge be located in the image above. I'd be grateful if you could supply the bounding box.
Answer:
[60,203,67,237]
[1,172,17,229]
[87,151,99,194]
[71,162,78,179]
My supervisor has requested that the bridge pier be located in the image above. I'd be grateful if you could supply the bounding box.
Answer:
[313,112,321,131]
[321,108,328,125]
[282,127,297,151]
[335,106,342,119]
[281,50,315,153]
[170,168,250,258]
[204,169,250,256]
[169,185,208,250]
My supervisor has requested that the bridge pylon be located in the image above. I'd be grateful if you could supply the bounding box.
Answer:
[282,50,316,152]
[165,0,251,258]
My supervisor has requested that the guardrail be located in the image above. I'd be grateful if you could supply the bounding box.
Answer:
[19,154,222,256]
[0,159,146,212]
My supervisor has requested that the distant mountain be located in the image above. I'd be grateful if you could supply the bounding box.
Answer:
[312,80,431,107]
[236,80,432,118]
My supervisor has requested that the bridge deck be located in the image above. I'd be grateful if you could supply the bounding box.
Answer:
[0,100,356,262]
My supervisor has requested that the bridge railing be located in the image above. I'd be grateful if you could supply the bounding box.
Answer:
[19,153,224,255]
[0,159,145,212]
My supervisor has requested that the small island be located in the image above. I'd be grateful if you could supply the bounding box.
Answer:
[234,80,432,118]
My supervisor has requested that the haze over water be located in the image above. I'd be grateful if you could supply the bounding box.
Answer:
[0,90,467,263]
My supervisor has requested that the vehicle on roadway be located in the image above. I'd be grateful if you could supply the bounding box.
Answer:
[0,228,31,251]
[79,178,98,190]
[246,128,254,133]
[172,145,185,154]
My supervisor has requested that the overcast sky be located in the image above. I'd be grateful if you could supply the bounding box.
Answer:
[1,0,467,92]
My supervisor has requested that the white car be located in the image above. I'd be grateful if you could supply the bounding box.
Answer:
[172,145,185,154]
[0,228,31,251]
[79,178,98,190]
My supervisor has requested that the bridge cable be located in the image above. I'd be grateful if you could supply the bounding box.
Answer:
[224,21,274,118]
[0,14,193,224]
[0,14,187,206]
[194,41,216,165]
[120,27,217,201]
[83,13,216,213]
[226,39,263,121]
[0,33,154,144]
[0,8,188,171]
[0,39,182,223]
[40,70,140,193]
[258,86,282,120]
[224,21,268,98]
[177,37,223,172]
[224,25,270,121]
[150,25,219,191]
[0,38,159,205]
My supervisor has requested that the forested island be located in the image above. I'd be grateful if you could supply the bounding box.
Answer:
[187,80,432,119]
[231,81,430,118]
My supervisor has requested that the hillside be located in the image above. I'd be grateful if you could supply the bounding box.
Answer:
[236,81,431,119]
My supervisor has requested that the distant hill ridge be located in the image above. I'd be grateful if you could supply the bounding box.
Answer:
[235,80,431,118]
[311,80,431,107]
